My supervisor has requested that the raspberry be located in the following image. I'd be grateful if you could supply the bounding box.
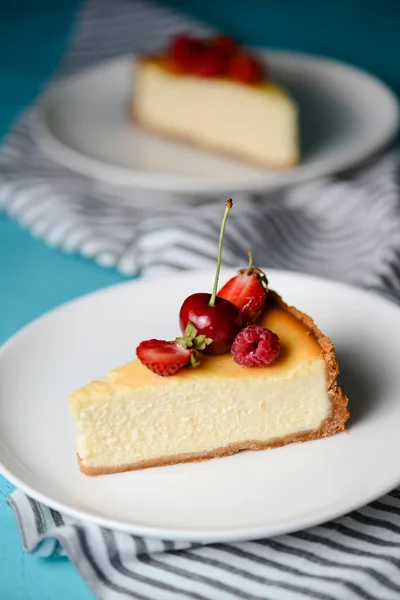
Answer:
[231,325,280,367]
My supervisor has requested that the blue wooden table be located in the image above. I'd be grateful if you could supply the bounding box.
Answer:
[1,1,399,598]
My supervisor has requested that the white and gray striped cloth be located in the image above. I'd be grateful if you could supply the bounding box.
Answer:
[8,487,400,600]
[3,0,400,598]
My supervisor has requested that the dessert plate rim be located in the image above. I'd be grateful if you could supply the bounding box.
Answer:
[31,50,400,197]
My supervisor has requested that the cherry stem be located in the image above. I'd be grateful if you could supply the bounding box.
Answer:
[209,199,233,307]
[246,249,253,275]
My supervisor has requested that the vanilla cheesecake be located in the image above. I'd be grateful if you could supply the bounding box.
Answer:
[69,292,348,475]
[132,34,299,168]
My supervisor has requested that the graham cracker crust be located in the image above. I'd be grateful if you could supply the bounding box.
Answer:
[78,290,349,476]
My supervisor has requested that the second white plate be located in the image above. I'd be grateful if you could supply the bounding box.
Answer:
[1,269,400,541]
[34,52,399,196]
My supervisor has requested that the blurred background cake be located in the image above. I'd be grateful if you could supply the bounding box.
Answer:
[133,33,299,167]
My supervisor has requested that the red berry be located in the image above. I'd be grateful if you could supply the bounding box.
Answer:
[218,252,268,322]
[180,200,241,355]
[136,339,192,377]
[219,271,266,322]
[194,46,228,77]
[227,52,264,84]
[169,34,204,72]
[231,325,280,367]
[179,293,241,355]
[210,35,238,56]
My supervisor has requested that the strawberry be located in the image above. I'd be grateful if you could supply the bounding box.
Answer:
[218,250,268,322]
[136,322,212,376]
[136,340,192,376]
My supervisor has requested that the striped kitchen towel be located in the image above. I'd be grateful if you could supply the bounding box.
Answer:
[8,487,400,600]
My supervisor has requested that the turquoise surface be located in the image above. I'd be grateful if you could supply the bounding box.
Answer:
[0,1,399,598]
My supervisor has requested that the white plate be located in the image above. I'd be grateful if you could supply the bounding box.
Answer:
[1,269,400,542]
[34,53,399,196]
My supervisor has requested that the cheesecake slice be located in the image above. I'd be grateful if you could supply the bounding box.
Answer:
[69,291,349,475]
[132,34,299,168]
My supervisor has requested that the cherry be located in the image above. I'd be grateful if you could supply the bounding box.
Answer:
[180,293,241,355]
[179,200,241,355]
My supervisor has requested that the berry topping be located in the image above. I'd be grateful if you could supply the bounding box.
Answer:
[137,323,212,376]
[210,35,238,56]
[227,52,264,84]
[218,250,268,322]
[179,200,241,355]
[136,339,194,376]
[176,321,213,351]
[166,33,265,84]
[180,293,241,355]
[231,325,280,367]
[169,34,204,72]
[194,46,228,77]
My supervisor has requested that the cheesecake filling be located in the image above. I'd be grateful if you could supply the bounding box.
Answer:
[71,358,330,469]
[134,61,299,166]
